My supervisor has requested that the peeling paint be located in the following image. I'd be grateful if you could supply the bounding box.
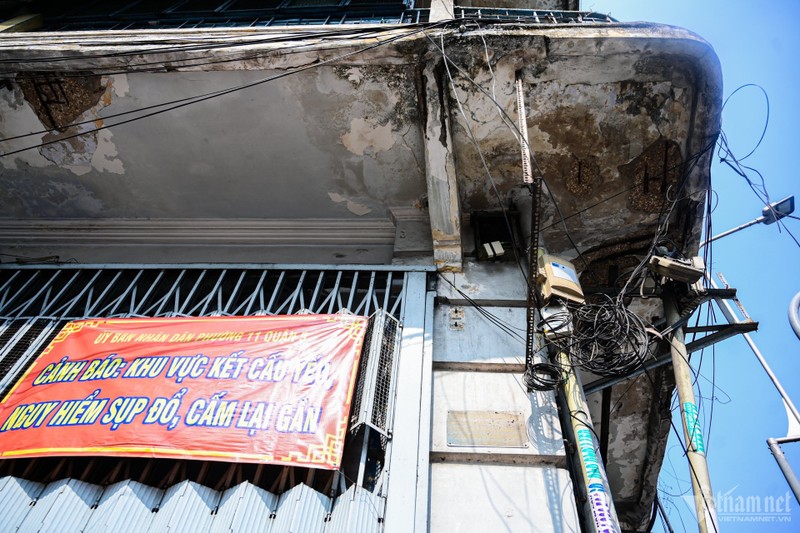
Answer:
[2,75,125,176]
[91,129,124,174]
[328,192,372,216]
[345,68,363,86]
[341,117,396,156]
[40,124,97,171]
[109,74,129,96]
[0,84,52,170]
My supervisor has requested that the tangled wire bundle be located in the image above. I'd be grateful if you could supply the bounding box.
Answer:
[570,297,651,377]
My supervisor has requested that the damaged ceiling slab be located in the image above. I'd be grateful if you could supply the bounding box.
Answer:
[0,22,719,268]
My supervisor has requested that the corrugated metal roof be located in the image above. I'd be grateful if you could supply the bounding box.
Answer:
[325,485,383,533]
[17,478,103,533]
[0,476,384,532]
[211,481,277,533]
[83,479,163,533]
[150,480,220,533]
[271,483,330,533]
[0,475,44,528]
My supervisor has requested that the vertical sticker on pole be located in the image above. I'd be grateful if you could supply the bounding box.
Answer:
[576,427,619,533]
[683,401,706,455]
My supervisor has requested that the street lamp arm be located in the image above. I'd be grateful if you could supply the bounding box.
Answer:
[699,195,795,250]
[699,217,764,249]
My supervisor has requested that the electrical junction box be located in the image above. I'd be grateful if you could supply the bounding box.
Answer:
[539,303,573,339]
[537,253,585,304]
[647,255,705,284]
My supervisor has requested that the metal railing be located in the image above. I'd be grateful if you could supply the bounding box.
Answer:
[454,8,615,24]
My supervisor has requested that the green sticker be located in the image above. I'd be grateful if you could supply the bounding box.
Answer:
[683,401,706,455]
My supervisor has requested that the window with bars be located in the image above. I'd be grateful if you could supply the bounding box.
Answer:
[36,0,427,30]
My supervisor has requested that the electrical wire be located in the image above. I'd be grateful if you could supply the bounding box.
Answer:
[0,26,409,65]
[715,84,800,249]
[719,83,769,162]
[0,27,419,80]
[0,21,452,158]
[423,26,590,269]
[569,295,651,377]
[2,28,425,143]
[436,272,544,396]
[432,30,530,289]
[437,272,526,343]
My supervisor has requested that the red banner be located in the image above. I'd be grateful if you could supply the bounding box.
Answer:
[0,315,368,469]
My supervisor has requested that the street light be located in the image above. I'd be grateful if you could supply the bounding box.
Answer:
[703,194,800,504]
[701,195,795,248]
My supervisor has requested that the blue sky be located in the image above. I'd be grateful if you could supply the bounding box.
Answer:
[589,1,800,531]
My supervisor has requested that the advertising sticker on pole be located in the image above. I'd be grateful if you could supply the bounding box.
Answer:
[0,314,368,469]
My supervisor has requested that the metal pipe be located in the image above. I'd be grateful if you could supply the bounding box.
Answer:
[767,438,800,506]
[664,294,718,533]
[699,217,763,249]
[708,274,800,428]
[789,291,800,341]
[700,196,795,249]
[583,353,672,395]
[655,494,676,533]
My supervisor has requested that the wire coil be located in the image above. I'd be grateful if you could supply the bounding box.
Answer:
[567,296,651,377]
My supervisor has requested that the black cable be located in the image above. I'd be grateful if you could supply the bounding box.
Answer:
[0,26,399,65]
[714,84,800,249]
[0,28,416,80]
[424,27,590,268]
[524,361,564,391]
[437,273,526,342]
[719,83,769,162]
[0,18,539,66]
[615,135,717,302]
[431,30,530,289]
[566,295,651,377]
[0,21,453,158]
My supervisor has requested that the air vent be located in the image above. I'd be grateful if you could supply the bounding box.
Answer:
[349,310,402,439]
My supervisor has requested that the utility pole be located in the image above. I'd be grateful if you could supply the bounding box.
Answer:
[557,349,621,533]
[664,292,718,533]
[515,73,619,532]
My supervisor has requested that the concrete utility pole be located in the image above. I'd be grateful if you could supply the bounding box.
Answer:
[664,293,718,533]
[557,350,621,533]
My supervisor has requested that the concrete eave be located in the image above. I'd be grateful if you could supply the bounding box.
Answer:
[0,21,721,272]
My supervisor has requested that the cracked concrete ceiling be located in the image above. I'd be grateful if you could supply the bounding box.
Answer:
[0,23,719,268]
